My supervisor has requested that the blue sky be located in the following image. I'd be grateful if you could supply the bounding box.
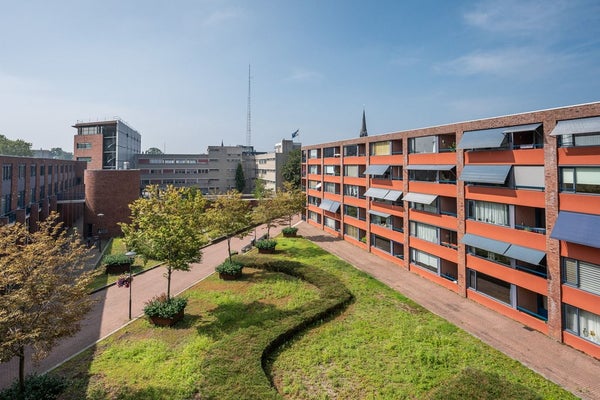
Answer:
[1,0,599,154]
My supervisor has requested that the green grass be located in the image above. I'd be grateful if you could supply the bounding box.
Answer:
[51,237,575,399]
[88,238,163,292]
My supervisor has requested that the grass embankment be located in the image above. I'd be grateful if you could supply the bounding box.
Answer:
[88,238,162,292]
[53,237,574,399]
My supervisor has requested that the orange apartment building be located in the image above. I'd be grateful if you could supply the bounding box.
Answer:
[301,102,600,359]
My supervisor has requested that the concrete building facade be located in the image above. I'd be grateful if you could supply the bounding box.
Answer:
[73,119,141,170]
[255,139,301,192]
[302,102,600,359]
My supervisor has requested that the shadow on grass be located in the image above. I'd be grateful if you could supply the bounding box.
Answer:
[425,367,543,400]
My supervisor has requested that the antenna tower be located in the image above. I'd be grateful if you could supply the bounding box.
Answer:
[246,64,252,147]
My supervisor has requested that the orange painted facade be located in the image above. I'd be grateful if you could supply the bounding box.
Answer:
[302,102,600,359]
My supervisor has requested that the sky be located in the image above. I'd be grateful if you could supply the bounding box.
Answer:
[1,0,599,154]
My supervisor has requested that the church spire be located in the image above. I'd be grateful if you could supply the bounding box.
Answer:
[359,108,368,137]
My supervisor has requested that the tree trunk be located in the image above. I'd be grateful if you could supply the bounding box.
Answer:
[18,346,25,398]
[227,238,232,262]
[166,266,172,299]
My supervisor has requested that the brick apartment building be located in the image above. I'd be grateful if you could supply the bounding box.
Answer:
[302,102,600,359]
[0,156,86,229]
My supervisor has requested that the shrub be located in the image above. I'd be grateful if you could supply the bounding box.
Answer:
[143,294,187,318]
[254,239,277,250]
[215,259,243,275]
[102,254,131,266]
[0,374,67,400]
[282,227,298,235]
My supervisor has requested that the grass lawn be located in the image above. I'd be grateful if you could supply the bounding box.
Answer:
[52,237,575,399]
[88,238,163,292]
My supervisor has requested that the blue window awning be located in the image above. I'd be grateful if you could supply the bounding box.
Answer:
[550,211,600,249]
[405,164,455,171]
[457,128,506,150]
[502,123,542,134]
[459,165,511,184]
[503,244,546,265]
[318,198,333,211]
[461,233,511,255]
[364,164,390,176]
[550,116,600,136]
[384,190,403,201]
[368,210,391,218]
[402,192,438,205]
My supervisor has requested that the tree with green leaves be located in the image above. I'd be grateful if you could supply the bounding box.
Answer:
[252,192,285,238]
[120,185,208,299]
[277,181,305,226]
[0,134,33,156]
[253,178,268,200]
[145,147,163,154]
[49,147,73,160]
[235,163,245,193]
[204,190,251,261]
[281,148,301,189]
[0,213,93,396]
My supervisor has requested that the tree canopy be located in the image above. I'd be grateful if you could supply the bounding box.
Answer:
[204,190,251,261]
[145,147,163,154]
[120,185,208,299]
[49,147,73,160]
[0,214,93,395]
[281,148,301,189]
[235,163,245,193]
[277,181,305,226]
[0,134,33,157]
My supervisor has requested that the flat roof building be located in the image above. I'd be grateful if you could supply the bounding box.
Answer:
[302,102,600,360]
[255,139,301,192]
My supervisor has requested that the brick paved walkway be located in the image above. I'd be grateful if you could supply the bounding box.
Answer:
[297,222,600,400]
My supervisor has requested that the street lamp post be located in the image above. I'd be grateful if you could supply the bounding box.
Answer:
[125,251,136,320]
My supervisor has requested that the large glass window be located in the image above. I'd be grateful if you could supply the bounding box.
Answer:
[411,200,438,214]
[324,182,338,194]
[560,133,600,147]
[563,258,600,296]
[323,147,339,158]
[77,142,92,149]
[308,211,321,223]
[3,164,12,181]
[343,184,360,197]
[324,216,339,230]
[370,141,391,156]
[344,165,360,177]
[344,224,359,240]
[468,270,511,305]
[411,248,439,273]
[564,305,600,346]
[467,246,511,266]
[308,165,319,175]
[308,149,320,159]
[344,205,358,218]
[467,200,509,226]
[308,180,321,190]
[410,221,438,243]
[409,136,436,153]
[371,234,391,252]
[560,167,600,194]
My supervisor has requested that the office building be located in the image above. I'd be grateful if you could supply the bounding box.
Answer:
[255,139,301,192]
[302,102,600,359]
[73,119,141,170]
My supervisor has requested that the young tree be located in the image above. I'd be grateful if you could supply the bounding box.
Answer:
[253,178,267,200]
[277,181,305,226]
[252,193,285,238]
[204,190,251,261]
[281,148,301,189]
[0,214,93,396]
[120,185,208,299]
[235,163,245,193]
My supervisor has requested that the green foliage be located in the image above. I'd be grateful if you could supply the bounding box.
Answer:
[235,163,245,193]
[48,147,72,160]
[276,182,305,226]
[0,373,67,400]
[0,134,33,156]
[144,147,163,154]
[282,227,298,235]
[101,253,131,266]
[255,238,277,250]
[281,148,301,189]
[215,259,243,275]
[0,213,93,394]
[143,294,188,319]
[252,195,284,238]
[253,178,268,199]
[120,185,208,298]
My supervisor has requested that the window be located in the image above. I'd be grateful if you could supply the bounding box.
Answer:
[39,185,45,199]
[560,167,600,194]
[370,141,391,156]
[560,134,600,147]
[30,188,36,203]
[563,258,600,296]
[410,221,438,243]
[409,169,437,182]
[411,248,439,273]
[77,142,92,149]
[30,164,36,177]
[344,205,358,218]
[467,200,509,226]
[344,224,359,239]
[48,165,53,175]
[308,180,321,190]
[18,164,26,178]
[324,216,339,230]
[324,182,338,194]
[344,145,358,157]
[308,149,320,159]
[344,165,360,177]
[564,304,600,346]
[409,136,437,153]
[78,126,99,135]
[513,166,544,190]
[2,164,12,180]
[468,246,511,266]
[77,157,92,162]
[371,234,391,253]
[1,194,11,214]
[324,165,339,176]
[308,211,321,223]
[370,213,390,228]
[468,270,511,305]
[391,166,402,180]
[17,191,25,208]
[343,184,360,198]
[308,196,320,206]
[411,200,438,214]
[323,147,339,158]
[308,165,320,175]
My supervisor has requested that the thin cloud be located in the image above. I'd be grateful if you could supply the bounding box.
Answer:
[437,47,573,78]
[463,0,569,36]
